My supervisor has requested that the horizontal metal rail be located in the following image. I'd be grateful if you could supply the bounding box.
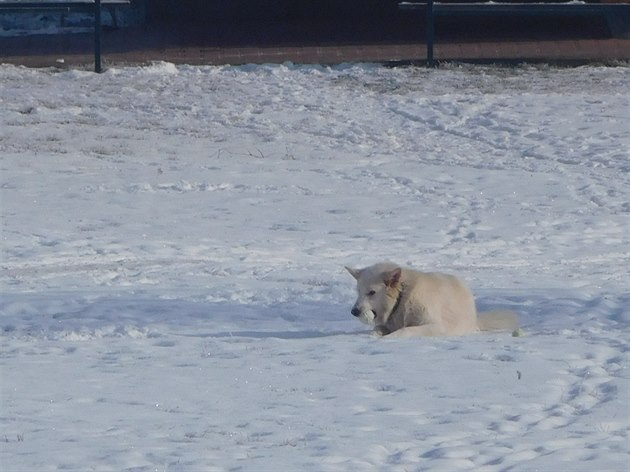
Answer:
[0,1,127,8]
[0,0,130,72]
[400,2,629,15]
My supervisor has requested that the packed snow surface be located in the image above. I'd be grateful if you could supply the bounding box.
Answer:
[1,62,629,471]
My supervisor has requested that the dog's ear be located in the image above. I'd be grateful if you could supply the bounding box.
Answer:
[384,267,402,287]
[345,266,362,280]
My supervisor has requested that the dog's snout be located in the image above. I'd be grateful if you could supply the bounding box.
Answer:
[351,307,361,317]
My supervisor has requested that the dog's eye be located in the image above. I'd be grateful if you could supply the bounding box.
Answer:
[367,290,376,297]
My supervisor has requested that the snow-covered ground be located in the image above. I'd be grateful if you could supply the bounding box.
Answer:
[1,62,628,471]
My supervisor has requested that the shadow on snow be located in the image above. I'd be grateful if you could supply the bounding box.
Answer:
[1,289,628,340]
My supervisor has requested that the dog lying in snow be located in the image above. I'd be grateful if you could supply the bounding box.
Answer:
[346,262,518,338]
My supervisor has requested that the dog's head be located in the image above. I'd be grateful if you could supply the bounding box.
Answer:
[345,263,403,326]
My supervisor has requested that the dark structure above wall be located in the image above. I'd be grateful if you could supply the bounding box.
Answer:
[144,0,398,22]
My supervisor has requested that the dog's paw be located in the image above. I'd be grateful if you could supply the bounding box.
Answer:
[373,325,391,337]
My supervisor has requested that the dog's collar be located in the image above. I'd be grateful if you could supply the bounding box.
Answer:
[375,283,405,330]
[390,283,405,316]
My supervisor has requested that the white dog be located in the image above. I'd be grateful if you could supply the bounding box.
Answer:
[346,262,518,338]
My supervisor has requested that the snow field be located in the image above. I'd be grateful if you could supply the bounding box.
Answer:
[1,62,629,471]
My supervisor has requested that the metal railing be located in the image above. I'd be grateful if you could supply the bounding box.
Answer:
[399,1,630,65]
[0,0,130,72]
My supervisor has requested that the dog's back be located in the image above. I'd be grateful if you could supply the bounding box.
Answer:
[400,268,479,335]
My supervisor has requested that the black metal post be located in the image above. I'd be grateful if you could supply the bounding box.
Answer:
[94,0,102,72]
[427,0,435,66]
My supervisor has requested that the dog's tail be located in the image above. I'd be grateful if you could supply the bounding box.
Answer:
[477,310,519,332]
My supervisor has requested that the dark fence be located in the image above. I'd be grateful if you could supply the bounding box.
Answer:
[399,1,630,65]
[145,0,397,22]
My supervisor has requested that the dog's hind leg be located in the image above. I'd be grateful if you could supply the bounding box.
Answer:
[384,324,443,338]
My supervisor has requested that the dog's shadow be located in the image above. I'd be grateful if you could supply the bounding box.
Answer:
[196,329,364,340]
[191,299,366,340]
[1,293,365,340]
